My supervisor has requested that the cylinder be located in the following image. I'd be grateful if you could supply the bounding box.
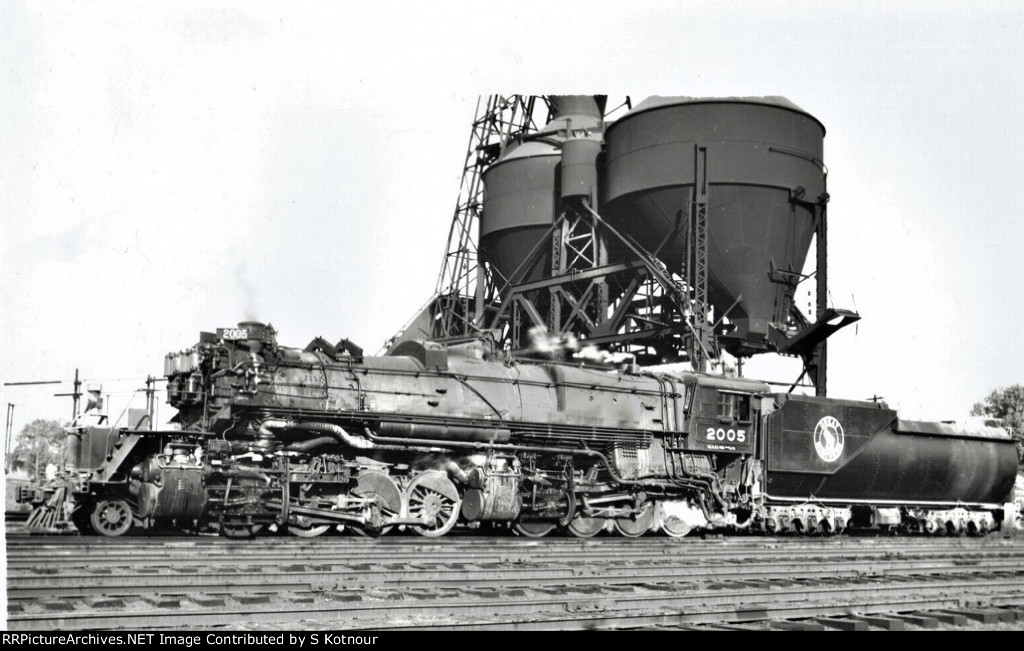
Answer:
[561,137,601,200]
[133,457,207,520]
[459,475,522,521]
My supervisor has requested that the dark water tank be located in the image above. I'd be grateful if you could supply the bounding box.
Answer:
[480,96,604,288]
[603,97,826,346]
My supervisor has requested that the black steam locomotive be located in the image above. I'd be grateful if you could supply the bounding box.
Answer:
[59,321,1018,538]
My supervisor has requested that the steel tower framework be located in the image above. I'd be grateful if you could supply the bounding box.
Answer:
[431,96,552,341]
[428,95,720,369]
[423,95,855,391]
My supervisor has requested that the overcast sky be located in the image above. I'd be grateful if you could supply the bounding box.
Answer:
[2,1,1023,441]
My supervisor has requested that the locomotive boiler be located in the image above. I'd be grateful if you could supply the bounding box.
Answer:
[60,321,1018,538]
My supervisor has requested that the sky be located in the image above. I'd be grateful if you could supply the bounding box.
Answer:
[2,1,1023,451]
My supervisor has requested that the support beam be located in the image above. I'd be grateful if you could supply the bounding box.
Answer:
[813,199,828,396]
[688,145,712,371]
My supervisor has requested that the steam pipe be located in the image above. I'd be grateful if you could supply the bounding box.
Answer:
[285,421,375,449]
[258,418,473,484]
[444,460,469,484]
[260,419,374,449]
[283,436,336,452]
[260,417,453,456]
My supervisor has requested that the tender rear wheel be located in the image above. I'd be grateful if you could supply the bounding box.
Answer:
[404,471,461,537]
[90,500,134,537]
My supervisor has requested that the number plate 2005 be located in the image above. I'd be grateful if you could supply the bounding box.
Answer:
[690,420,753,453]
[218,328,249,341]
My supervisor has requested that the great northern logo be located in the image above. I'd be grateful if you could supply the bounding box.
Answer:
[813,416,845,462]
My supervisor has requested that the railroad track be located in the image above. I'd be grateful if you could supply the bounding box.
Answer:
[7,531,1024,631]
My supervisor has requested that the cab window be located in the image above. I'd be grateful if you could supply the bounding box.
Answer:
[717,392,751,422]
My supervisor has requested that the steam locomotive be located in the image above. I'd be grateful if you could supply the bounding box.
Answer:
[59,321,1019,538]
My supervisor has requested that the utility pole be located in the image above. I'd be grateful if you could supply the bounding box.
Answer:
[146,376,155,426]
[72,369,81,419]
[53,369,82,420]
[2,378,63,473]
[143,376,167,429]
[5,403,13,473]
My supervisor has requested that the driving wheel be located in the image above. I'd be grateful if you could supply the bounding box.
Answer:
[404,471,461,537]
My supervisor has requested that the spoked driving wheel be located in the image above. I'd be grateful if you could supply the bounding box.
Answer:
[404,471,461,537]
[90,500,134,537]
